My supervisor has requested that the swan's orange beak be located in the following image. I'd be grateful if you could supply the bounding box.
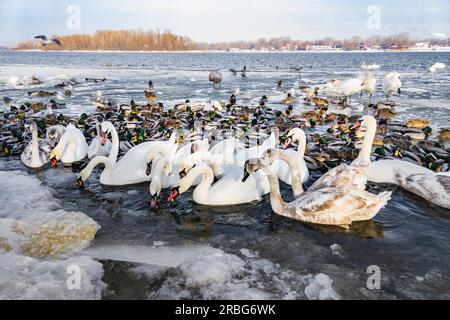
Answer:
[167,187,180,203]
[51,157,57,168]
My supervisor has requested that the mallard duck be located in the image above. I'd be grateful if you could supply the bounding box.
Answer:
[377,108,396,118]
[407,118,429,129]
[312,97,329,107]
[144,90,157,101]
[438,128,450,142]
[282,93,294,105]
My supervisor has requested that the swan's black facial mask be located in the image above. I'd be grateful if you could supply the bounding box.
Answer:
[146,161,152,176]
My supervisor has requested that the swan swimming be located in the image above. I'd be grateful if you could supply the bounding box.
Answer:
[50,124,88,166]
[243,158,391,229]
[429,62,446,74]
[365,159,449,209]
[87,119,112,159]
[308,115,377,192]
[21,122,52,168]
[77,121,176,186]
[168,162,267,206]
[278,127,309,184]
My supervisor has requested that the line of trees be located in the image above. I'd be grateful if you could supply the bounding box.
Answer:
[14,30,198,51]
[13,30,450,51]
[201,33,450,51]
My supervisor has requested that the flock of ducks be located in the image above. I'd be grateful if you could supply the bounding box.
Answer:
[1,62,449,229]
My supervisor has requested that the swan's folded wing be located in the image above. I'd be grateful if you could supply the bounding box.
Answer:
[308,164,349,191]
[288,188,378,224]
[406,174,450,200]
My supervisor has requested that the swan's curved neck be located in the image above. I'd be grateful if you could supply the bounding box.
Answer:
[275,151,304,197]
[31,126,40,162]
[150,157,169,182]
[294,133,307,158]
[82,156,113,180]
[58,134,77,157]
[259,164,287,214]
[188,166,214,200]
[354,122,376,166]
[107,124,119,164]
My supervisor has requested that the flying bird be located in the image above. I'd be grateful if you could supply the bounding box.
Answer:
[34,35,63,46]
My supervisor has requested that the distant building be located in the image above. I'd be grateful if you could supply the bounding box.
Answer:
[306,45,334,51]
[413,42,431,49]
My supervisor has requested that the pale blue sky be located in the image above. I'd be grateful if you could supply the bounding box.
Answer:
[0,0,449,46]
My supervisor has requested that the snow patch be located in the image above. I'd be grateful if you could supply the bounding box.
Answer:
[0,253,106,300]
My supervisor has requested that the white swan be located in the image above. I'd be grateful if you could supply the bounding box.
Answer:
[359,71,376,99]
[87,120,112,159]
[178,149,270,196]
[429,62,446,74]
[279,128,309,185]
[21,122,52,168]
[167,163,266,206]
[361,63,381,71]
[77,121,176,186]
[149,156,174,208]
[50,124,88,166]
[308,115,377,192]
[243,158,391,228]
[321,79,342,98]
[334,78,364,100]
[382,72,402,99]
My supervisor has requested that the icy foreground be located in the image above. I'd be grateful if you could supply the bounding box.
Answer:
[128,246,339,300]
[0,169,105,299]
[0,253,105,300]
[0,167,339,300]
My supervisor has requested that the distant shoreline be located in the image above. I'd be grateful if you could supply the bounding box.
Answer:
[3,49,450,53]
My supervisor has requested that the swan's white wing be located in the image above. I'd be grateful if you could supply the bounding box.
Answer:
[404,174,450,209]
[207,172,261,205]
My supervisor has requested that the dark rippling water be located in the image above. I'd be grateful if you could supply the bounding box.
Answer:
[0,51,449,299]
